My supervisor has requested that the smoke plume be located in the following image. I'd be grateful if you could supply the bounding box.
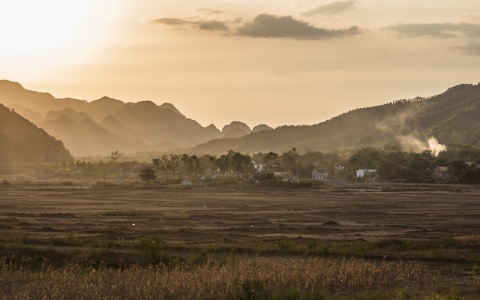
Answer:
[395,135,446,156]
[427,137,447,156]
[374,101,446,156]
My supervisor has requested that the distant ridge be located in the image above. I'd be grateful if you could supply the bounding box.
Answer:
[222,121,251,138]
[191,83,480,154]
[0,80,222,156]
[252,124,273,133]
[2,79,480,157]
[0,103,72,164]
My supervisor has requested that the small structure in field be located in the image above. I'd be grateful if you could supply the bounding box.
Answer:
[433,166,448,180]
[356,169,378,180]
[252,160,265,173]
[312,168,328,181]
[181,179,192,186]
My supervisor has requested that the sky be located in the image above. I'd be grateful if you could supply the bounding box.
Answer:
[1,0,480,129]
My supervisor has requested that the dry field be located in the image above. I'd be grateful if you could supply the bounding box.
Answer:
[1,180,480,299]
[1,182,479,243]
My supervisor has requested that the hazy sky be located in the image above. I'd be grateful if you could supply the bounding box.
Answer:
[1,0,480,129]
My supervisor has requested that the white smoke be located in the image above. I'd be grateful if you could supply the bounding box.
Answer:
[396,135,426,153]
[374,102,447,156]
[391,135,446,156]
[427,137,447,156]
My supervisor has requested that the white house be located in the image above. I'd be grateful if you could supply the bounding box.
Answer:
[252,160,265,173]
[356,169,378,180]
[312,168,328,181]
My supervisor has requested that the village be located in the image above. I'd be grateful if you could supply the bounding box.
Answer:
[29,145,478,187]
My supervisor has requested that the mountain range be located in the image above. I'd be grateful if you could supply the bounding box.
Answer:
[0,103,72,164]
[191,83,480,154]
[0,80,265,156]
[1,79,480,158]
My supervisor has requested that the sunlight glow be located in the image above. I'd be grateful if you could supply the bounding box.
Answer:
[0,1,117,66]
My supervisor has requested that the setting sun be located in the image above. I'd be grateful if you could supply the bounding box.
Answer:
[1,1,92,54]
[0,0,119,72]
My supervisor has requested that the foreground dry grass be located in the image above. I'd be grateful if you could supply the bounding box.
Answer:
[1,257,442,299]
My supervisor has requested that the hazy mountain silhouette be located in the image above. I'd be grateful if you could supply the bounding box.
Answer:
[192,83,480,154]
[252,124,274,133]
[0,80,58,115]
[3,79,480,157]
[112,101,221,147]
[99,115,145,142]
[222,121,251,138]
[8,104,44,124]
[84,96,125,121]
[45,108,91,123]
[159,102,185,116]
[41,115,178,156]
[0,103,72,164]
[0,80,220,156]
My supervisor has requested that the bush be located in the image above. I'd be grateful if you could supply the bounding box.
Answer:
[237,280,268,300]
[273,289,327,300]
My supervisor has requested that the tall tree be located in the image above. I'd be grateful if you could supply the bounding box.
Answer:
[231,152,253,177]
[138,166,157,182]
[110,150,121,163]
[181,154,189,176]
[263,151,279,170]
[188,155,200,177]
[282,147,298,175]
[215,155,230,174]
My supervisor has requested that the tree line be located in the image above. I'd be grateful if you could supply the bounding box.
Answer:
[43,145,480,184]
[136,145,480,184]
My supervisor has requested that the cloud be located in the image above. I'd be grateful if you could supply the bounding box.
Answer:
[155,18,189,26]
[154,13,362,40]
[154,18,229,32]
[457,43,480,55]
[302,0,356,17]
[385,22,480,38]
[197,8,223,15]
[198,20,229,31]
[236,14,362,40]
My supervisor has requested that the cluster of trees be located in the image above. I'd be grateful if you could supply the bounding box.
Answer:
[143,151,255,182]
[137,149,301,183]
[341,146,480,183]
[138,147,339,183]
[151,150,253,177]
[51,146,480,185]
[143,146,480,184]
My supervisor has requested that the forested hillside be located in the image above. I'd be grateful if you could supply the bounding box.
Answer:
[0,103,72,164]
[192,83,480,154]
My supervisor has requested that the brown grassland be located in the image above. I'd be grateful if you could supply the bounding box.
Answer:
[0,178,479,299]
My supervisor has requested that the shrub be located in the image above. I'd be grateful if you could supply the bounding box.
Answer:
[237,279,268,300]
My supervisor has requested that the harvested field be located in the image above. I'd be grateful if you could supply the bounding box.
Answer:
[1,182,480,299]
[1,185,479,243]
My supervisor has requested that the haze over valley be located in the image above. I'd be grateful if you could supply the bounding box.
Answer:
[1,79,479,158]
[2,0,480,158]
[2,1,480,129]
